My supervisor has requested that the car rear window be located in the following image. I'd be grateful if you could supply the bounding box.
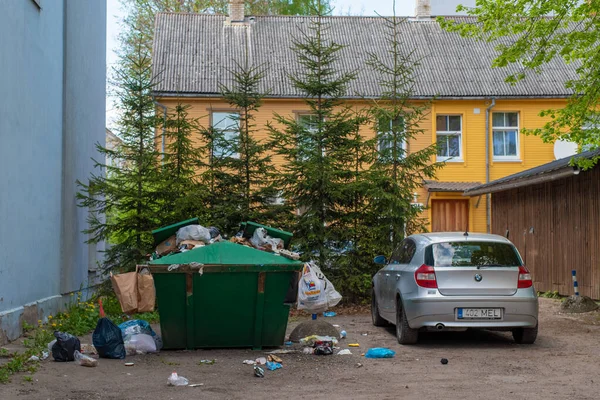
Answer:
[424,241,522,267]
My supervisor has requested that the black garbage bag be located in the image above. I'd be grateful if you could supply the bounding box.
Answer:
[52,331,81,362]
[92,317,126,359]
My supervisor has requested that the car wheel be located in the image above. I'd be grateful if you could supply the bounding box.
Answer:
[396,298,418,344]
[512,325,538,344]
[371,289,387,327]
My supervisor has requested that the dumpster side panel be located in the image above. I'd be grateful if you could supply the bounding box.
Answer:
[261,271,294,347]
[154,274,188,349]
[192,272,258,347]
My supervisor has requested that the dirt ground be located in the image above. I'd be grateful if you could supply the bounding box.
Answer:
[2,298,600,400]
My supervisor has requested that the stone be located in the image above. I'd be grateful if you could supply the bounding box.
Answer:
[560,295,599,313]
[288,320,340,342]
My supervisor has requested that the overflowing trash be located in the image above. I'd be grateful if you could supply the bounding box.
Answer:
[51,331,81,362]
[365,348,396,359]
[167,371,189,386]
[92,300,126,360]
[74,350,98,367]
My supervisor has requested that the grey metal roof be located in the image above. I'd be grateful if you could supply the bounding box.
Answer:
[424,180,482,192]
[152,14,578,99]
[464,149,600,196]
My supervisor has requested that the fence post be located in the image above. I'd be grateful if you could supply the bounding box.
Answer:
[572,270,579,297]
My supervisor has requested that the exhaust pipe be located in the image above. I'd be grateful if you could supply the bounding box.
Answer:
[435,323,445,331]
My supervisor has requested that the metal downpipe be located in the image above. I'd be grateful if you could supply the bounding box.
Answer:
[485,98,496,233]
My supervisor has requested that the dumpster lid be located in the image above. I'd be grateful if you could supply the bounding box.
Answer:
[152,218,199,245]
[149,241,304,266]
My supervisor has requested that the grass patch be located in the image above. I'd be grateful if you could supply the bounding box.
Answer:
[22,375,33,383]
[160,358,179,366]
[538,290,564,299]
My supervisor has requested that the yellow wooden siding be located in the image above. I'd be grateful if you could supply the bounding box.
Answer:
[158,97,565,233]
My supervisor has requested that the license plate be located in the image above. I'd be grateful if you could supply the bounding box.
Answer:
[457,308,502,320]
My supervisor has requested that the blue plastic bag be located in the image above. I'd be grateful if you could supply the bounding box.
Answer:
[266,361,282,371]
[323,311,336,317]
[365,348,396,359]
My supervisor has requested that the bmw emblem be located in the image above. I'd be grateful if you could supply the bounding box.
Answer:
[474,273,483,282]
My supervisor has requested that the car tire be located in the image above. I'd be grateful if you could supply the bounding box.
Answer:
[396,298,418,344]
[512,325,538,344]
[371,289,387,327]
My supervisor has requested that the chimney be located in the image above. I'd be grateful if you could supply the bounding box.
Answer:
[414,0,431,19]
[228,0,245,23]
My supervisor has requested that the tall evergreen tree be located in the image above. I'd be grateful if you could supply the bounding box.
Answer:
[77,40,162,271]
[365,4,441,258]
[268,3,360,270]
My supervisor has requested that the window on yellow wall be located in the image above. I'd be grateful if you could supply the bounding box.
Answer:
[378,117,406,161]
[212,111,240,159]
[492,112,519,159]
[436,115,462,161]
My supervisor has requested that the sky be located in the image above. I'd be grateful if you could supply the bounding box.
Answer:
[105,1,415,129]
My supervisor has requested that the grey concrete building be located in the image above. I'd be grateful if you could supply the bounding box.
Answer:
[0,0,106,344]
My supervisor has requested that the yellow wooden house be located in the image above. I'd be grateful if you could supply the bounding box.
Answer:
[152,7,576,233]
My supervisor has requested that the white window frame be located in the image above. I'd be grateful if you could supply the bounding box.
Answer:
[211,111,240,159]
[297,113,325,157]
[436,115,463,162]
[492,112,520,161]
[377,117,407,159]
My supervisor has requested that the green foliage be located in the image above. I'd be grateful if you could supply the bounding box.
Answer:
[439,0,600,168]
[538,290,562,299]
[78,39,163,272]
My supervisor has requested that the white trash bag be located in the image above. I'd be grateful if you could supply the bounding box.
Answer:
[124,333,157,355]
[297,263,328,313]
[176,225,211,245]
[310,263,342,308]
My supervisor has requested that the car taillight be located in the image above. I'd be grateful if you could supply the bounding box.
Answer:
[415,264,437,288]
[518,266,532,288]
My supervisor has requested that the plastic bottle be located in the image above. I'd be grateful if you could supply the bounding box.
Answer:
[340,330,347,338]
[167,371,189,386]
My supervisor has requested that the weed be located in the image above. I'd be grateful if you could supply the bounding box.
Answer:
[538,291,562,299]
[22,375,33,383]
[160,358,180,366]
[0,348,11,358]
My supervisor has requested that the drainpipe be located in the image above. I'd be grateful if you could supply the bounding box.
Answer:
[485,98,496,233]
[153,99,167,161]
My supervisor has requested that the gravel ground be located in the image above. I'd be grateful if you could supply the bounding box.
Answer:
[2,298,600,400]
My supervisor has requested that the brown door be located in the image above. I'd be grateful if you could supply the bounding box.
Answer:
[431,199,469,232]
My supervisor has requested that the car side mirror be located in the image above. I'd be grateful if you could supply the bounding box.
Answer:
[373,255,387,265]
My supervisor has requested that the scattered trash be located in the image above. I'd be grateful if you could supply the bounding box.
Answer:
[189,383,204,387]
[198,359,215,365]
[356,363,363,368]
[323,311,336,317]
[332,324,340,328]
[124,333,157,355]
[361,333,368,336]
[365,348,396,359]
[51,331,81,362]
[250,227,284,252]
[41,351,49,360]
[125,362,135,366]
[348,343,360,347]
[302,347,314,355]
[278,249,300,260]
[167,371,189,386]
[176,225,211,246]
[284,341,293,346]
[93,300,126,359]
[266,361,282,371]
[314,339,334,356]
[119,320,163,351]
[47,340,57,354]
[267,355,282,363]
[28,355,40,362]
[74,350,98,367]
[441,358,449,365]
[254,366,265,378]
[80,344,98,355]
[243,360,256,365]
[337,349,352,355]
[299,335,338,347]
[340,330,347,339]
[298,263,342,313]
[255,357,267,365]
[156,235,178,256]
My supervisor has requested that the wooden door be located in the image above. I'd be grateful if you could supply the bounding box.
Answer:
[431,199,469,232]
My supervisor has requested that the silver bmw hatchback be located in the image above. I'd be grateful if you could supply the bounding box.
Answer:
[371,232,538,344]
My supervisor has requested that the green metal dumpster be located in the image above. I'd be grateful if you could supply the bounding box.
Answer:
[147,241,303,350]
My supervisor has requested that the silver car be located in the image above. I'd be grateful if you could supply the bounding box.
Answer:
[371,232,538,344]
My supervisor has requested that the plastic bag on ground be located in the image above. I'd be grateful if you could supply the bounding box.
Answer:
[119,320,163,350]
[124,333,157,354]
[297,263,327,313]
[168,372,189,386]
[51,331,81,362]
[299,335,338,347]
[176,225,211,245]
[74,350,98,367]
[365,348,396,359]
[93,318,126,359]
[266,361,282,371]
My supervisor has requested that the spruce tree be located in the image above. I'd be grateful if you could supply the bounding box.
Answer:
[77,40,162,271]
[365,5,441,257]
[268,3,360,270]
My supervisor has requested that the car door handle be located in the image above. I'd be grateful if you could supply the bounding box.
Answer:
[384,273,390,277]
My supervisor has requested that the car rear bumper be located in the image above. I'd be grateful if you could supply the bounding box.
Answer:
[403,291,538,329]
